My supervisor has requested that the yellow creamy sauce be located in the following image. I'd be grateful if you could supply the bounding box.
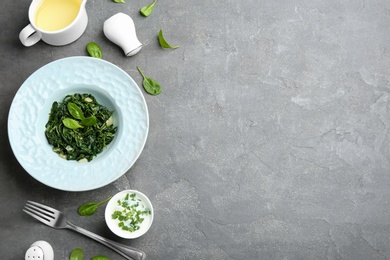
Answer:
[35,0,81,31]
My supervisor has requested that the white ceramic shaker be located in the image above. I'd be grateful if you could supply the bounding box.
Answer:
[103,13,142,57]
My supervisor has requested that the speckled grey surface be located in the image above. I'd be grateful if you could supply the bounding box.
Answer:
[1,0,390,259]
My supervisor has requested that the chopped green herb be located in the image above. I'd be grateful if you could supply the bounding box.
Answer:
[113,0,125,3]
[111,193,151,233]
[45,93,117,161]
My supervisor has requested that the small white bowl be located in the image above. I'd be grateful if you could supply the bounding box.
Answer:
[105,190,154,239]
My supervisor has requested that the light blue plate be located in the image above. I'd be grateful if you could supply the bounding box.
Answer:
[8,57,149,191]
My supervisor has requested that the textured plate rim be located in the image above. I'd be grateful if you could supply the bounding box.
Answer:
[7,57,149,191]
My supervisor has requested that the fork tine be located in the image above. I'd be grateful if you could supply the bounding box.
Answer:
[25,203,55,218]
[24,201,57,225]
[26,200,58,214]
[23,208,53,224]
[24,205,54,221]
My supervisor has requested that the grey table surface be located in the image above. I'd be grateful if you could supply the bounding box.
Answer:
[2,0,390,259]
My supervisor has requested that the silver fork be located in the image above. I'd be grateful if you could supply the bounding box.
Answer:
[24,200,146,260]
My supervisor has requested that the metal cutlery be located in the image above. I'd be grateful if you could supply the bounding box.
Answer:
[23,200,146,260]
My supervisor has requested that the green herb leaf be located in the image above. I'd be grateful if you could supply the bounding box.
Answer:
[113,0,125,3]
[78,197,112,216]
[63,118,84,129]
[91,256,110,260]
[68,102,85,120]
[140,0,158,17]
[158,30,179,49]
[136,66,162,95]
[70,248,84,260]
[86,42,103,58]
[81,116,97,127]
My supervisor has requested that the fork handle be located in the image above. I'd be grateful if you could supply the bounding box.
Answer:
[66,222,146,260]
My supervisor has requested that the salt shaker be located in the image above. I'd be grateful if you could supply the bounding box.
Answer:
[103,13,142,57]
[25,241,54,260]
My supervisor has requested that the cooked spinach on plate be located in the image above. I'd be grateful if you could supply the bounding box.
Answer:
[45,93,117,162]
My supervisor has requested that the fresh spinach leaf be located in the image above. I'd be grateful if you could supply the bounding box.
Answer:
[78,197,112,216]
[158,29,179,49]
[86,42,102,58]
[70,248,84,260]
[140,0,158,17]
[63,118,84,129]
[91,256,110,260]
[81,116,97,127]
[68,102,85,120]
[136,67,162,95]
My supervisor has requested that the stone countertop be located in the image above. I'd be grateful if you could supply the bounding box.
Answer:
[1,0,390,259]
